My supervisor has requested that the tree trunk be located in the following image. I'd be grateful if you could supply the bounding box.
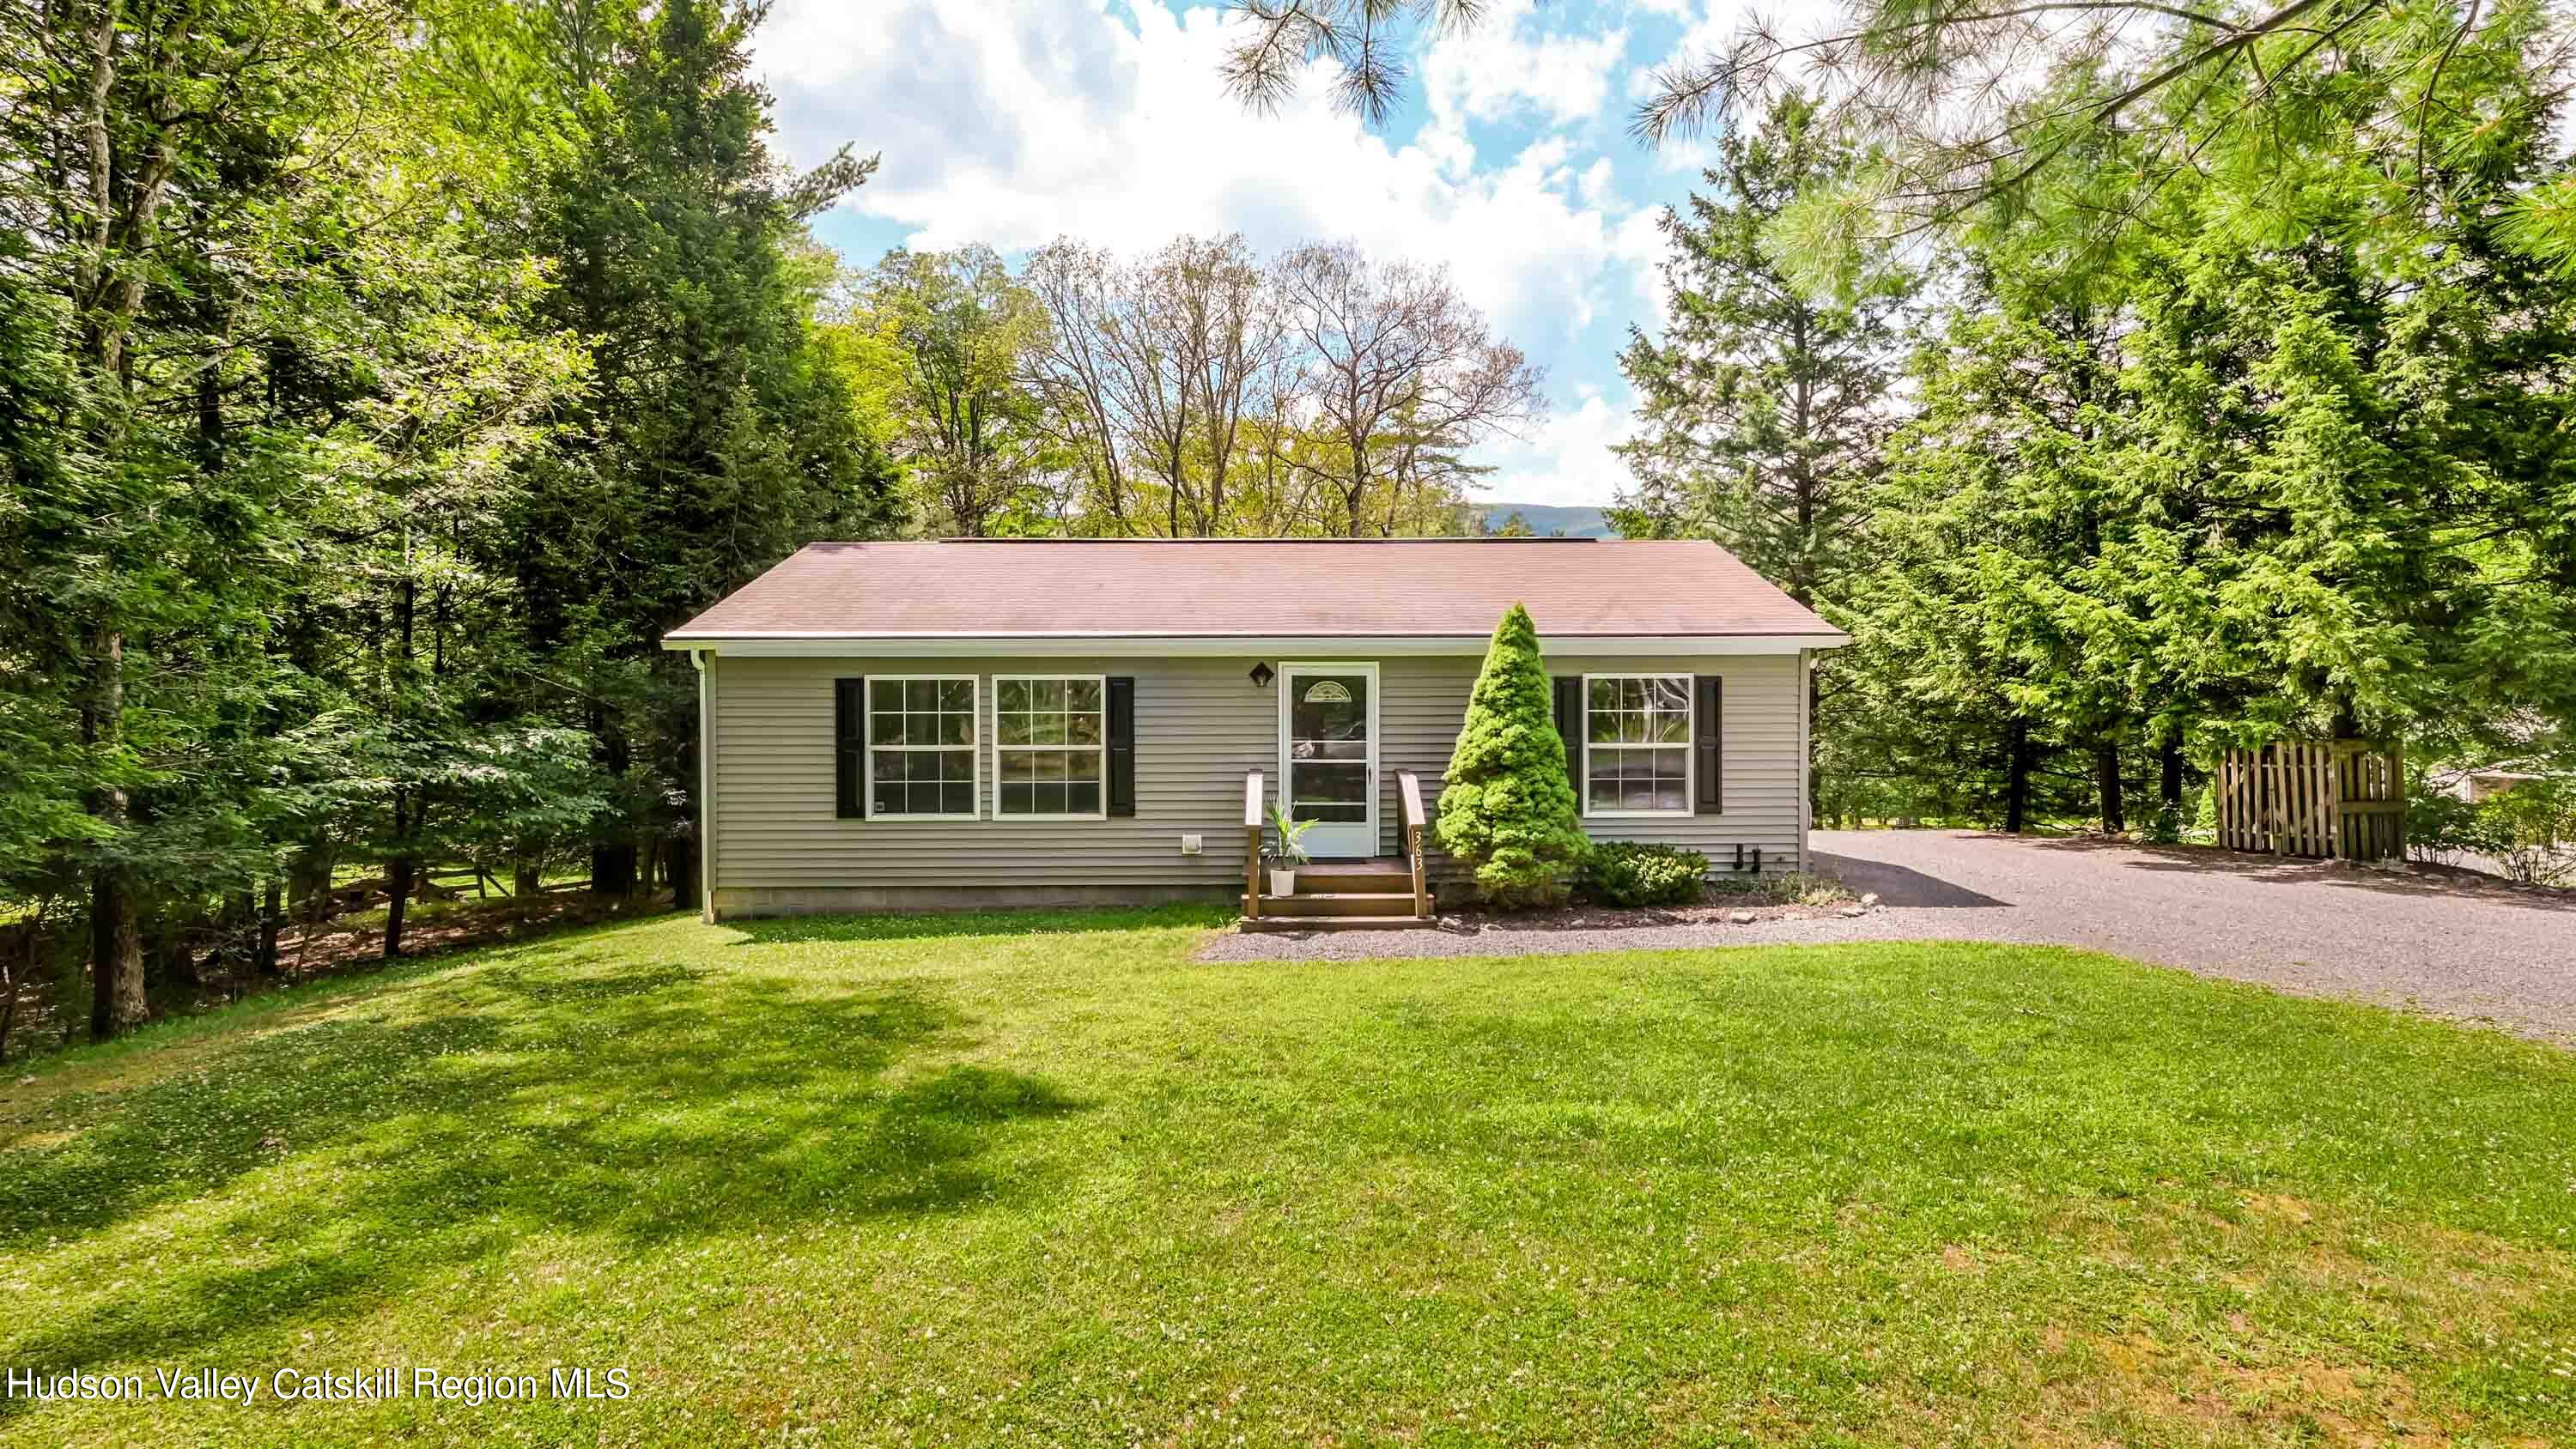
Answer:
[514,859,542,898]
[2095,740,2126,834]
[669,830,698,912]
[2159,736,2184,819]
[2003,718,2032,834]
[383,854,413,960]
[0,933,18,1065]
[85,626,147,1041]
[592,840,636,899]
[221,889,255,990]
[0,921,30,1064]
[89,866,146,1040]
[293,846,332,929]
[384,788,411,960]
[258,878,283,975]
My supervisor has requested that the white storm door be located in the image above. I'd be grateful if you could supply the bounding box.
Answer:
[1279,663,1378,858]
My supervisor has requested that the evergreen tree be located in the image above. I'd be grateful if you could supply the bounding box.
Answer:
[496,0,899,900]
[0,0,583,1031]
[1612,91,1921,821]
[1855,298,2142,832]
[1613,92,1917,610]
[1434,604,1589,907]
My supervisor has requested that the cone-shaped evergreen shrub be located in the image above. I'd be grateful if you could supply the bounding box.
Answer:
[1433,603,1589,907]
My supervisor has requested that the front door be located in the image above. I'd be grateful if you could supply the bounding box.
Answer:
[1279,663,1377,858]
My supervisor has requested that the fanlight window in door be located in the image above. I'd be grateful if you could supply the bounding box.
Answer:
[1287,671,1370,823]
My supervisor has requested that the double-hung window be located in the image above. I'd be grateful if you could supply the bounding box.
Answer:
[994,676,1106,818]
[866,676,979,819]
[1584,675,1692,815]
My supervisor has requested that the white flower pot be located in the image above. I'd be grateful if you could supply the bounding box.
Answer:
[1268,868,1297,896]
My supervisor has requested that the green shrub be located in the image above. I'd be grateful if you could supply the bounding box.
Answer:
[2406,787,2483,859]
[1575,841,1709,906]
[2409,773,2574,884]
[1432,603,1589,909]
[2478,779,2574,886]
[2145,799,2187,845]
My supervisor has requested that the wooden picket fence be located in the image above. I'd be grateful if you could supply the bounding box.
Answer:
[2216,740,2405,861]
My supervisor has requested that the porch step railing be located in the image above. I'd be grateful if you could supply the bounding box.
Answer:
[1238,769,1432,929]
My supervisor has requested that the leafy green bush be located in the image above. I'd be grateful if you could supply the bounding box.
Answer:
[1432,603,1589,908]
[1575,841,1709,906]
[2406,787,2482,859]
[2409,776,2573,887]
[2481,779,2574,886]
[2145,799,2187,844]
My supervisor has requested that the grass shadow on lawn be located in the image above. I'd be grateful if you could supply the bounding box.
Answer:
[0,938,1082,1405]
[8,916,2576,1444]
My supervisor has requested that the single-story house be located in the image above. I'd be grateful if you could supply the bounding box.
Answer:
[663,538,1847,921]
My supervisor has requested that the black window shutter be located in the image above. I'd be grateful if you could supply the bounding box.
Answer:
[1106,676,1136,817]
[1694,675,1723,814]
[1552,676,1583,793]
[835,677,866,819]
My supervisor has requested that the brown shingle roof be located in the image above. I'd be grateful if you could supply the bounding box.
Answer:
[667,539,1842,641]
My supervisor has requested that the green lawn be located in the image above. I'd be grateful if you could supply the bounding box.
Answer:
[3,911,2572,1446]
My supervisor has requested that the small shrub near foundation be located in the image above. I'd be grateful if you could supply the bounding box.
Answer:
[1575,842,1709,907]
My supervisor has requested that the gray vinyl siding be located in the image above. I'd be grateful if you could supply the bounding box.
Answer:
[704,650,1807,913]
[1382,654,1805,880]
[1550,653,1805,871]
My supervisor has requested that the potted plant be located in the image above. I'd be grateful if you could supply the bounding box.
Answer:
[1266,803,1314,895]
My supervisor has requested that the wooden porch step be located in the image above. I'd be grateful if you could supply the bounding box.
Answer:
[1291,860,1415,890]
[1241,892,1423,918]
[1237,913,1431,933]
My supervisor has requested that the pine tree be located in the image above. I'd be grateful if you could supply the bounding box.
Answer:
[496,0,897,900]
[1613,92,1921,826]
[1613,92,1917,613]
[1433,604,1588,907]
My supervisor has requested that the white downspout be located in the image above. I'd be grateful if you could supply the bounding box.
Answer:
[1796,649,1813,874]
[692,648,714,923]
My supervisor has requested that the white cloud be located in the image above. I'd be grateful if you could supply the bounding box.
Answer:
[759,1,1662,393]
[1613,204,1671,328]
[755,0,1677,507]
[1420,0,1628,130]
[1469,387,1643,508]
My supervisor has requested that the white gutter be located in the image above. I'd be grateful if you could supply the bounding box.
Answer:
[660,632,1852,658]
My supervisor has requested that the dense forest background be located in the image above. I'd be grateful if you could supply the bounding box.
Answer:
[3,0,2571,1052]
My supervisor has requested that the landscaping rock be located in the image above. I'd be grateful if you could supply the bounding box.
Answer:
[1728,911,1755,925]
[1860,892,1880,908]
[1839,906,1868,918]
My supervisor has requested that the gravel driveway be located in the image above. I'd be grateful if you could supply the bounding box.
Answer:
[1200,831,2576,1044]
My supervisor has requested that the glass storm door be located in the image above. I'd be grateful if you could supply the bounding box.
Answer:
[1279,664,1377,858]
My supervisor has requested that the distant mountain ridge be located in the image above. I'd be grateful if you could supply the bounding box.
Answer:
[1471,503,1614,538]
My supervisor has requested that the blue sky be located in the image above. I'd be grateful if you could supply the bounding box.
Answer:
[750,0,1805,507]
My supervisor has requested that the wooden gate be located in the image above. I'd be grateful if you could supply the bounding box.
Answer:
[2216,740,2404,860]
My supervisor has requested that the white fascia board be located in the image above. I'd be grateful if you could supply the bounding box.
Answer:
[661,632,1851,658]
